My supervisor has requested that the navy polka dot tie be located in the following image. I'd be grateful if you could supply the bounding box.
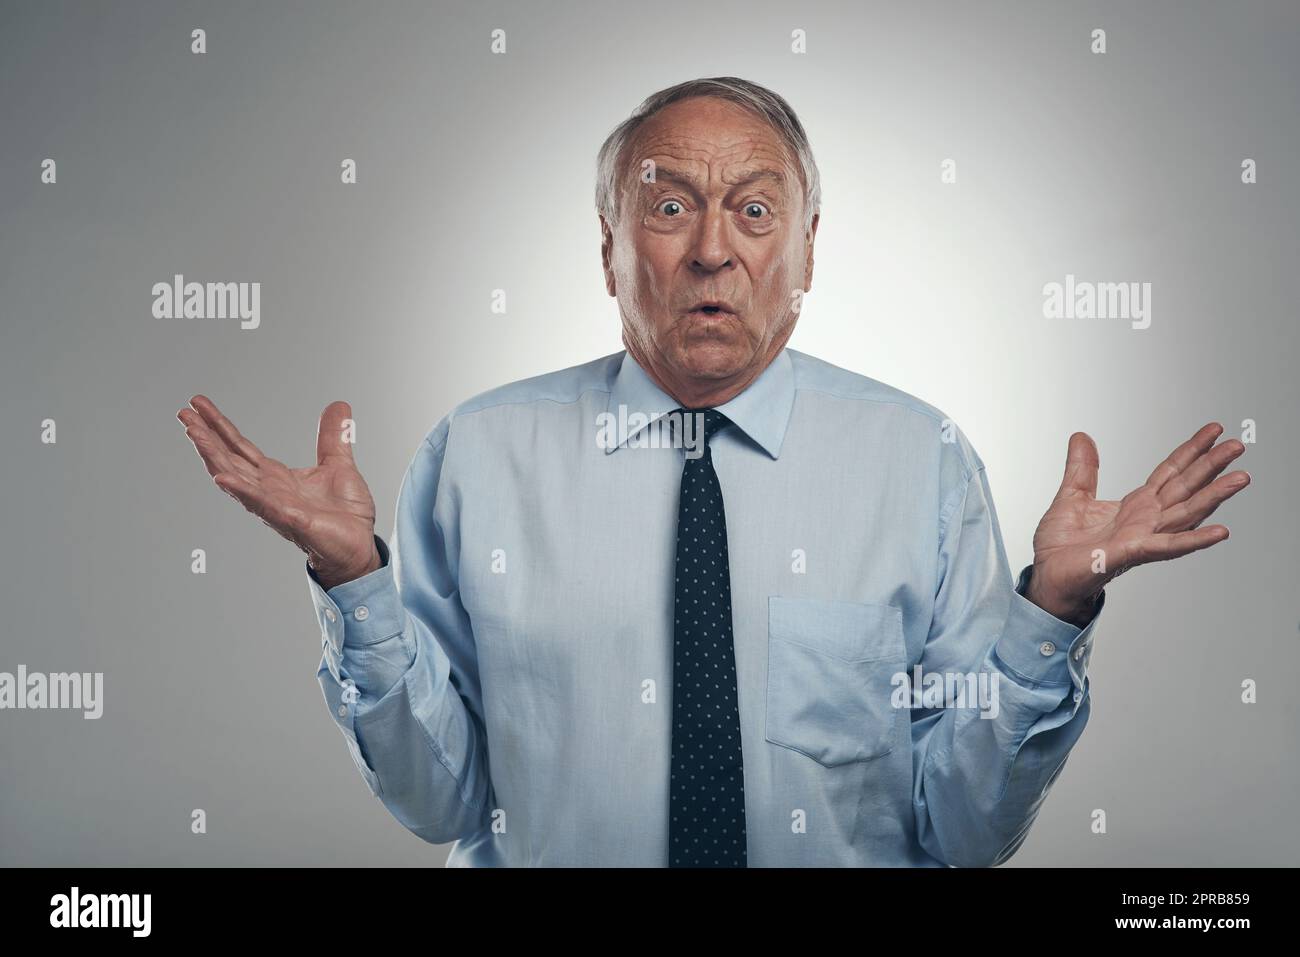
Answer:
[668,408,747,867]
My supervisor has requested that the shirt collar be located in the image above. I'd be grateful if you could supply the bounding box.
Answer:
[603,348,795,459]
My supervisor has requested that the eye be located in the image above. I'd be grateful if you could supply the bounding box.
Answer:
[657,199,685,216]
[742,202,770,219]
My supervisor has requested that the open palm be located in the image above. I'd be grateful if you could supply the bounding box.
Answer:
[177,395,381,589]
[1027,422,1250,623]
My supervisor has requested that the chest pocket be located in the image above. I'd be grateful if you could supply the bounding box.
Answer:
[765,596,907,767]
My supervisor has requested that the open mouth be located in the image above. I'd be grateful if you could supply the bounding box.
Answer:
[688,303,737,318]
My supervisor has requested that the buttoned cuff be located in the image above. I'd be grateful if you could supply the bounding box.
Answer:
[316,653,383,797]
[994,564,1102,705]
[306,535,406,653]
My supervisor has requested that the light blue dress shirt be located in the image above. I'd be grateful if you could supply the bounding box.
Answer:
[306,348,1104,867]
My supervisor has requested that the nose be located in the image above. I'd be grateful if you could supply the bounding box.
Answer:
[688,202,735,274]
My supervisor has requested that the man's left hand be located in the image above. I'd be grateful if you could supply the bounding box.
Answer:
[1025,422,1250,627]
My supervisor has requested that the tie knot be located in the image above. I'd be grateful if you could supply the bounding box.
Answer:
[674,407,733,445]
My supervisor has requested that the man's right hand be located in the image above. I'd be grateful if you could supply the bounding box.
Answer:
[177,395,382,591]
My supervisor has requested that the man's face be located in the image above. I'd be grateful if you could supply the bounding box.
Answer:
[601,96,818,404]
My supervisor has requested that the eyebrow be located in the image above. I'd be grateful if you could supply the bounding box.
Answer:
[648,166,787,192]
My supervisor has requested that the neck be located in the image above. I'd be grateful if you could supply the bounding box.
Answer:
[624,333,789,410]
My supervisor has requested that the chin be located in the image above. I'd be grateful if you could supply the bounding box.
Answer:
[675,343,749,380]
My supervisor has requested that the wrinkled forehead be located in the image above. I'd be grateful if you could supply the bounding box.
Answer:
[620,97,802,197]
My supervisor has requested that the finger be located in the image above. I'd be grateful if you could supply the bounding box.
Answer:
[1145,422,1222,493]
[316,401,357,466]
[1131,524,1230,564]
[213,471,310,536]
[178,409,257,474]
[1056,432,1099,498]
[181,417,255,480]
[189,395,267,468]
[1157,436,1246,507]
[1158,470,1250,531]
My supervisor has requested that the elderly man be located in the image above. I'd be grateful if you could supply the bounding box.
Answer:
[177,77,1249,867]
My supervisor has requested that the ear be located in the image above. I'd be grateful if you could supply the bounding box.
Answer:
[802,212,819,292]
[600,215,617,297]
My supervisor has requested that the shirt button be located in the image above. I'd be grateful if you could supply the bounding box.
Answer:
[324,608,336,623]
[1074,646,1086,661]
[337,705,348,717]
[354,606,369,622]
[1073,691,1083,703]
[1039,641,1056,656]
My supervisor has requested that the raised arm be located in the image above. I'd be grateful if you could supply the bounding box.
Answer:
[177,397,492,845]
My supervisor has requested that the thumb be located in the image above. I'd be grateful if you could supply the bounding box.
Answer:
[316,400,357,466]
[1057,431,1099,498]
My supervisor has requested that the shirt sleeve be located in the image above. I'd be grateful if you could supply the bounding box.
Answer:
[307,428,493,845]
[911,462,1104,867]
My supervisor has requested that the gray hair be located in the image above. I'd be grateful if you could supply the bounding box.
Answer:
[594,76,821,233]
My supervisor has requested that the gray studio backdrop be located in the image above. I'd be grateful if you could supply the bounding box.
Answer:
[1,0,1296,866]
